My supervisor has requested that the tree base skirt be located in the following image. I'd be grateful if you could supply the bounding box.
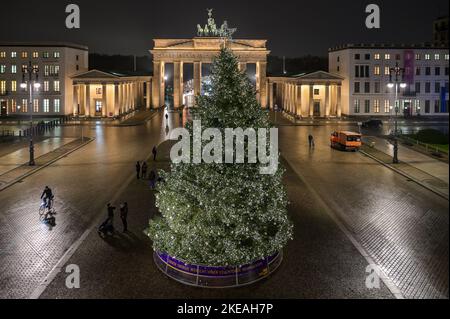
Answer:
[154,251,283,288]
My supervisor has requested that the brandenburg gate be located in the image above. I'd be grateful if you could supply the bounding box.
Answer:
[150,10,270,109]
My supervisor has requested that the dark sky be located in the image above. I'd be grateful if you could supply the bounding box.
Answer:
[1,0,448,57]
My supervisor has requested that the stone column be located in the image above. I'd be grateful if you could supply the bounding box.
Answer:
[152,61,162,108]
[309,84,314,118]
[73,85,79,115]
[146,81,151,109]
[102,84,107,117]
[269,82,274,110]
[325,84,331,118]
[337,85,342,118]
[174,61,184,109]
[114,84,120,116]
[194,61,202,98]
[85,84,91,117]
[296,84,302,116]
[257,61,268,108]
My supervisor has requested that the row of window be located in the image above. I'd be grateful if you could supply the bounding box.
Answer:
[353,99,448,114]
[354,65,449,78]
[0,51,60,59]
[0,64,60,76]
[5,98,61,113]
[354,81,449,94]
[348,53,450,62]
[0,80,61,94]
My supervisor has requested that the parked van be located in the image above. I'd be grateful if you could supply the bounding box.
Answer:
[330,131,362,151]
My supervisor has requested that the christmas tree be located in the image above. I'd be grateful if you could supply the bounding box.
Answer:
[147,47,293,266]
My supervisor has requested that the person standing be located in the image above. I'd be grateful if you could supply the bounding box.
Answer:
[308,134,315,149]
[136,161,141,179]
[149,170,157,190]
[141,161,148,180]
[152,146,158,161]
[120,202,129,233]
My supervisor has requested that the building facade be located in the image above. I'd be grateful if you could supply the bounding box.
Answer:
[0,42,88,117]
[329,44,449,117]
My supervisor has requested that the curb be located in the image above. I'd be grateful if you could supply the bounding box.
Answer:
[360,149,449,201]
[116,111,160,127]
[0,137,95,193]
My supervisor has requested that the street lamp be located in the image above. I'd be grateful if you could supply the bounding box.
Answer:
[21,61,40,166]
[387,62,406,164]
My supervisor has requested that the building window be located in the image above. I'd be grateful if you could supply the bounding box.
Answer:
[0,80,6,94]
[374,82,381,93]
[434,54,440,60]
[43,52,50,58]
[76,55,79,61]
[384,100,390,113]
[33,99,39,112]
[435,67,441,76]
[11,52,17,58]
[21,99,28,112]
[374,100,380,113]
[395,54,401,60]
[385,54,391,60]
[364,82,370,93]
[11,65,17,74]
[337,56,340,62]
[425,54,430,60]
[314,89,320,95]
[374,66,380,75]
[54,99,61,113]
[54,51,60,58]
[10,99,17,113]
[425,100,430,113]
[354,82,360,93]
[43,99,50,112]
[354,100,360,113]
[435,82,441,93]
[384,66,390,75]
[337,66,340,72]
[365,54,370,60]
[11,80,17,92]
[414,100,420,114]
[425,67,431,76]
[54,81,60,92]
[364,100,370,113]
[43,81,49,92]
[415,82,421,93]
[445,67,449,76]
[0,51,6,58]
[425,82,431,93]
[32,51,39,58]
[355,54,361,60]
[0,64,6,73]
[21,52,28,58]
[416,67,421,76]
[445,54,450,60]
[434,100,440,113]
[415,54,421,60]
[355,66,359,77]
[374,53,380,60]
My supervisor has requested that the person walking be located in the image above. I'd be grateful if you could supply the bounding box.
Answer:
[141,161,148,180]
[135,161,141,179]
[120,202,129,233]
[152,146,158,161]
[149,170,157,190]
[308,134,315,149]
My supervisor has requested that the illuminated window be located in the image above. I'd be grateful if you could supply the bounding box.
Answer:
[384,100,390,113]
[33,99,39,112]
[22,99,28,112]
[43,99,50,112]
[11,65,17,74]
[384,54,391,60]
[0,52,6,58]
[54,81,60,92]
[54,51,60,58]
[44,65,49,76]
[374,66,380,75]
[314,89,320,95]
[22,64,28,73]
[21,52,28,58]
[11,99,17,113]
[385,66,390,75]
[11,52,17,58]
[54,99,60,113]
[425,54,431,60]
[415,54,421,60]
[364,100,370,113]
[0,80,6,94]
[373,100,380,113]
[434,54,440,60]
[0,64,6,73]
[43,81,49,92]
[374,54,380,60]
[11,81,17,92]
[445,54,449,60]
[354,99,360,113]
[43,52,50,58]
[32,51,39,58]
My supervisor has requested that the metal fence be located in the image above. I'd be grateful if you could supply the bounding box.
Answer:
[399,135,449,156]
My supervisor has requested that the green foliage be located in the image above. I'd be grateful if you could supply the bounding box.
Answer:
[411,129,449,145]
[147,48,293,266]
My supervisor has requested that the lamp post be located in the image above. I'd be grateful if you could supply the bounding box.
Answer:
[387,62,406,164]
[21,61,40,166]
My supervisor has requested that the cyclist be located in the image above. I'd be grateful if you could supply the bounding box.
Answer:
[41,186,54,211]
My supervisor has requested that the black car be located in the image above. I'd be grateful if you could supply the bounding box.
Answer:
[362,119,383,129]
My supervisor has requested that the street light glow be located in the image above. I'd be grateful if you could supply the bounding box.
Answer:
[34,82,41,89]
[20,83,27,89]
[400,83,407,89]
[387,83,395,89]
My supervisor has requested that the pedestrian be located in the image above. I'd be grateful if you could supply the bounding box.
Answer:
[107,203,116,220]
[120,202,129,233]
[152,146,158,161]
[136,161,141,179]
[165,113,169,120]
[308,134,315,149]
[149,170,157,189]
[141,161,148,180]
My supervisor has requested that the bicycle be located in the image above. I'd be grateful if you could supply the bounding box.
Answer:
[39,197,55,222]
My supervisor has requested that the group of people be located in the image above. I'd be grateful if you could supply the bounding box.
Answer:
[98,202,129,236]
[136,161,158,189]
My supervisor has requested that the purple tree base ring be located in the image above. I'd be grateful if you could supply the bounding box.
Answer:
[153,251,283,288]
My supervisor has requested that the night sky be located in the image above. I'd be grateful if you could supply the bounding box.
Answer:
[1,0,448,57]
